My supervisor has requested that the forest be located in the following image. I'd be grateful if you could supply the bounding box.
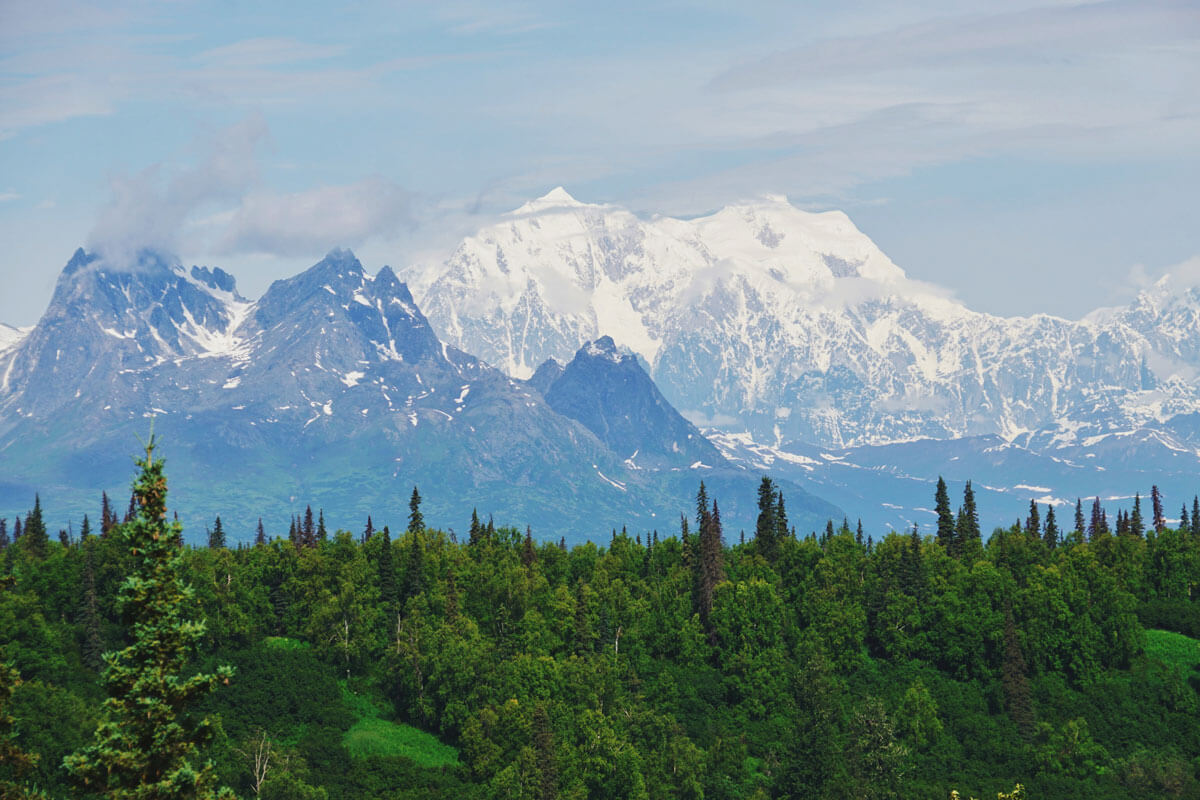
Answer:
[2,449,1200,800]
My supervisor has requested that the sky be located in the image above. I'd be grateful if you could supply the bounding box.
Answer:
[1,0,1198,326]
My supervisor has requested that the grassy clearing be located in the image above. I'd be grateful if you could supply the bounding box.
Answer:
[339,682,460,767]
[343,717,461,767]
[1145,629,1200,676]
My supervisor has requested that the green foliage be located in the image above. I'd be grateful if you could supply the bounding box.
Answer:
[63,438,236,799]
[3,475,1200,799]
[1143,629,1200,679]
[342,718,460,767]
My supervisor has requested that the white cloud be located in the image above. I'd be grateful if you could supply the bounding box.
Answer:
[215,179,414,257]
[87,115,267,262]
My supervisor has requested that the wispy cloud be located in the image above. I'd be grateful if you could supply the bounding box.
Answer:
[710,1,1197,91]
[86,115,414,263]
[214,179,414,257]
[88,115,268,261]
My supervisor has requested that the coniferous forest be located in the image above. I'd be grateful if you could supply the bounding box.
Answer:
[3,450,1200,799]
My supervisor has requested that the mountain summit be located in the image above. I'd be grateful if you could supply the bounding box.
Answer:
[409,191,1200,449]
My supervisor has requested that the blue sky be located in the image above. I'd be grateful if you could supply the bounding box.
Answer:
[1,0,1197,324]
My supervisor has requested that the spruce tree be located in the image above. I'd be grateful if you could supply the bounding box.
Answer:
[64,437,235,799]
[1001,611,1034,741]
[1043,506,1059,549]
[469,509,482,546]
[775,492,789,542]
[755,477,779,562]
[1152,485,1165,533]
[1089,497,1105,540]
[317,509,327,543]
[934,477,955,553]
[1131,494,1145,538]
[1024,501,1040,537]
[698,496,726,642]
[12,517,20,540]
[533,704,557,800]
[522,526,536,568]
[1074,499,1085,539]
[402,528,423,602]
[101,491,115,537]
[1179,503,1190,536]
[207,516,225,549]
[0,519,7,551]
[254,518,266,546]
[303,506,315,548]
[22,495,48,559]
[408,487,424,534]
[377,526,397,607]
[80,514,92,542]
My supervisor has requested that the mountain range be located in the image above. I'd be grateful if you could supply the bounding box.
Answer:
[408,189,1200,530]
[3,188,1198,540]
[0,247,836,542]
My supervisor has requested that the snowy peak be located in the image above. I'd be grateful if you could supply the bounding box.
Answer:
[412,190,1200,449]
[514,186,587,214]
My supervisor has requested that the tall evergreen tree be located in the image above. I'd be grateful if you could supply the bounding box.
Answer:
[1043,506,1059,549]
[378,526,397,608]
[303,505,315,548]
[0,519,7,551]
[697,494,726,642]
[408,487,424,534]
[775,492,789,541]
[12,517,20,540]
[1131,494,1145,538]
[468,509,482,546]
[80,514,92,542]
[522,526,536,568]
[1002,610,1034,741]
[254,518,266,546]
[1152,485,1165,533]
[64,437,235,799]
[934,477,955,554]
[402,528,423,603]
[22,495,48,559]
[363,515,374,543]
[101,491,115,537]
[1180,504,1191,536]
[533,704,557,800]
[1089,497,1106,540]
[1074,498,1085,540]
[1024,501,1040,537]
[755,477,779,562]
[207,516,225,549]
[317,509,327,543]
[288,516,299,549]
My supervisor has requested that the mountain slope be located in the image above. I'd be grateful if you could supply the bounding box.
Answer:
[540,336,724,470]
[0,248,841,541]
[409,190,1200,450]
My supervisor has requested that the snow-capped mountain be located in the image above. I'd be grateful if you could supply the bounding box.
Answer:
[409,189,1200,450]
[0,247,839,541]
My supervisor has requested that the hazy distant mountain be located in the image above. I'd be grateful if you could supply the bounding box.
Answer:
[409,189,1200,451]
[0,248,840,541]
